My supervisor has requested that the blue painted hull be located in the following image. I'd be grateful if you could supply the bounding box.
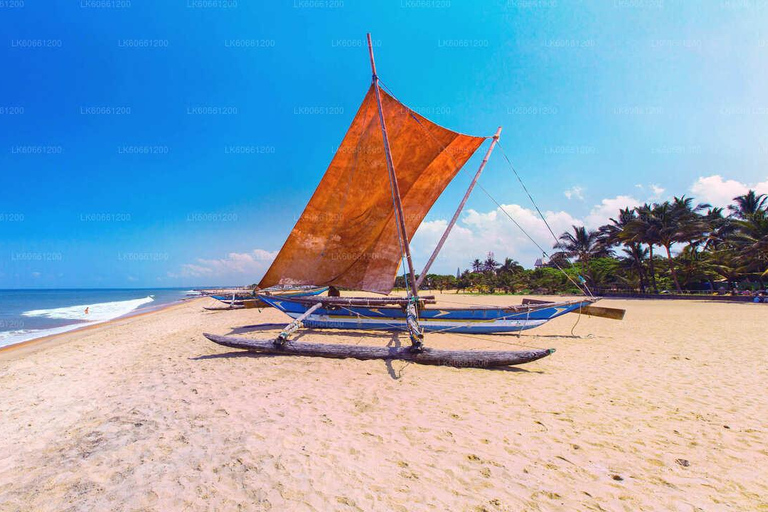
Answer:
[258,295,594,334]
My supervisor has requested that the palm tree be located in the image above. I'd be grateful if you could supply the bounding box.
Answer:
[728,190,767,219]
[672,196,709,241]
[483,252,500,273]
[556,226,608,262]
[547,251,571,269]
[652,202,685,292]
[492,257,522,293]
[471,258,483,272]
[676,245,718,290]
[555,225,610,286]
[731,210,768,280]
[651,198,708,293]
[625,204,661,293]
[709,247,748,291]
[703,207,733,250]
[618,244,649,291]
[670,196,710,292]
[600,207,647,292]
[499,257,523,274]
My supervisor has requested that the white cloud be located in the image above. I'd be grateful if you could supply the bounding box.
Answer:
[171,249,277,280]
[411,204,581,269]
[690,175,768,207]
[564,185,585,200]
[584,195,641,229]
[634,183,666,201]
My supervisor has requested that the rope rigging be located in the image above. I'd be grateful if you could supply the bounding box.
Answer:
[496,141,561,245]
[494,142,594,298]
[378,80,591,297]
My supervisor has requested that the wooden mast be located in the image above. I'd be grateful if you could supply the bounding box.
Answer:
[416,126,502,289]
[367,33,419,298]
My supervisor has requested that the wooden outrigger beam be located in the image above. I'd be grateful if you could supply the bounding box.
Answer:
[367,33,419,300]
[275,302,323,345]
[416,126,503,288]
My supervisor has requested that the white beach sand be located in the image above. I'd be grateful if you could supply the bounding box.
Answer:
[1,295,766,511]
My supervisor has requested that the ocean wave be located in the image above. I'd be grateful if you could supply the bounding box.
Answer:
[22,296,154,322]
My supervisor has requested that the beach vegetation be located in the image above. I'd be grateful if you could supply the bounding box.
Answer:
[403,190,768,295]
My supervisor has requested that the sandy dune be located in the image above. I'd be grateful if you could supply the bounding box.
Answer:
[1,295,767,511]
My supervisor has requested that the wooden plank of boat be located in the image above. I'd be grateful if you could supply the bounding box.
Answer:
[203,305,244,311]
[204,333,554,368]
[243,299,266,309]
[521,298,625,320]
[278,296,437,306]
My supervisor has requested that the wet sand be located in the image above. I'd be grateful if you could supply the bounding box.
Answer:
[1,295,766,511]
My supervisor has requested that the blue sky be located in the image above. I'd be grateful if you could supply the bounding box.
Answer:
[1,0,767,288]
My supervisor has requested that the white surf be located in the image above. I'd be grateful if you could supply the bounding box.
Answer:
[0,296,155,348]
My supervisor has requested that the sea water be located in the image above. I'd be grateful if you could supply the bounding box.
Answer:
[0,288,200,349]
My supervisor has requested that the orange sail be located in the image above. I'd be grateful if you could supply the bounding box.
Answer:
[259,85,486,294]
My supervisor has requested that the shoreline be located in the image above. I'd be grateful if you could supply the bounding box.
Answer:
[0,298,198,361]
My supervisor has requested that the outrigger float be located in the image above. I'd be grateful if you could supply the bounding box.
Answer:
[204,34,624,368]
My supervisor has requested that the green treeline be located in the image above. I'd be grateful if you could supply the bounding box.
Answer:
[400,191,768,295]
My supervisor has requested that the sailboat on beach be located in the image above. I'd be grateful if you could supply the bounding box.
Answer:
[205,34,622,368]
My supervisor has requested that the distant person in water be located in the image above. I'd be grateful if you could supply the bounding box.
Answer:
[84,307,89,315]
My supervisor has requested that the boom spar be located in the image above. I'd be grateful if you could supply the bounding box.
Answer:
[416,126,502,289]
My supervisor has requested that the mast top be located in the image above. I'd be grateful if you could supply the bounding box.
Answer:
[366,33,378,80]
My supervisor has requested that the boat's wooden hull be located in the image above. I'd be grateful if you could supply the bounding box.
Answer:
[204,333,554,368]
[209,298,270,309]
[210,286,329,308]
[257,295,596,334]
